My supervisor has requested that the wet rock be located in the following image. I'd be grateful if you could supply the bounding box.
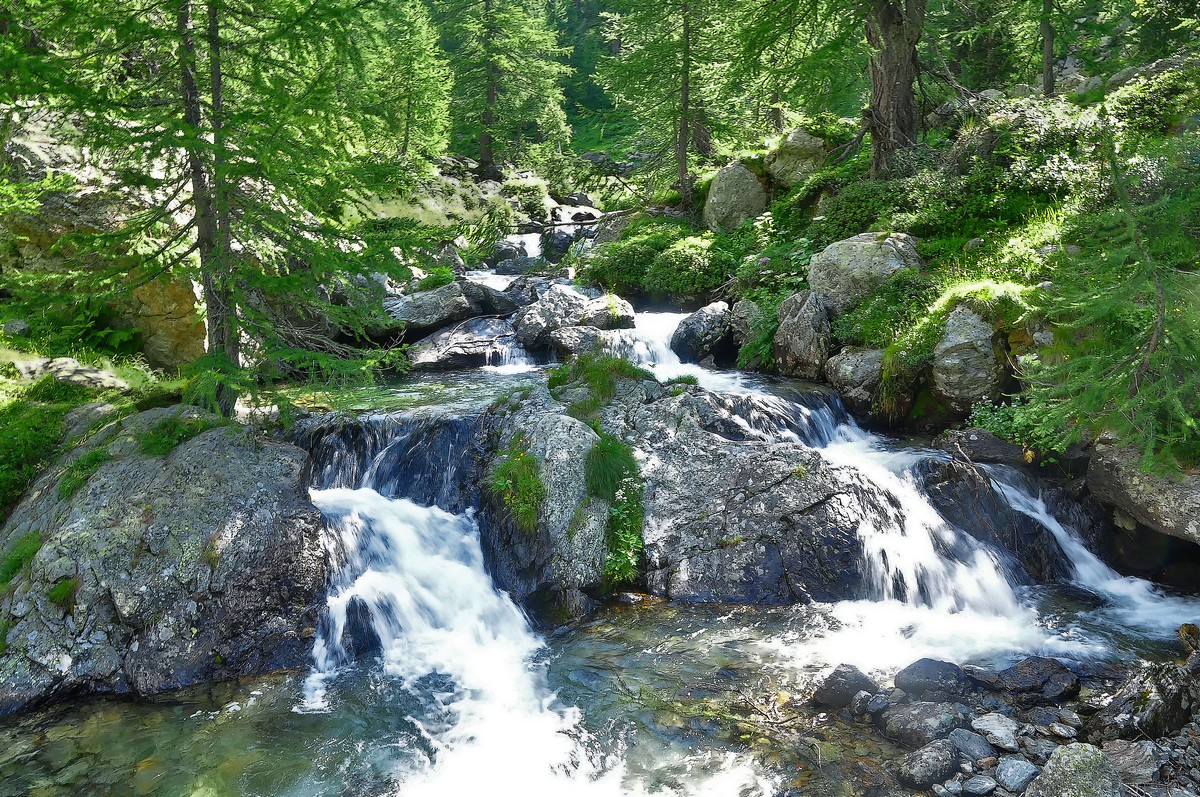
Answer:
[1049,722,1077,739]
[882,702,968,747]
[460,280,520,317]
[994,657,1080,706]
[671,302,734,365]
[1025,743,1123,797]
[813,664,880,708]
[973,713,1022,753]
[932,306,1006,415]
[541,228,576,263]
[513,284,592,349]
[963,774,998,796]
[1086,656,1200,742]
[1088,443,1200,547]
[1021,736,1059,766]
[934,428,1027,465]
[503,275,551,307]
[896,659,967,698]
[773,291,832,379]
[807,232,922,315]
[549,326,622,357]
[408,318,521,371]
[494,256,544,276]
[1102,740,1166,785]
[702,162,767,232]
[850,690,874,715]
[950,728,998,763]
[0,406,325,718]
[490,239,526,264]
[824,348,884,418]
[765,127,826,188]
[384,281,478,336]
[730,299,760,347]
[996,756,1040,792]
[578,295,636,331]
[896,738,961,788]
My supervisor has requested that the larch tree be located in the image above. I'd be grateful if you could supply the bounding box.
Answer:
[2,0,438,413]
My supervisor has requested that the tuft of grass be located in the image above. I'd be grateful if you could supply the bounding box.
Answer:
[58,448,113,500]
[548,354,655,416]
[46,576,80,611]
[137,415,220,456]
[0,532,43,591]
[665,375,699,386]
[0,618,10,656]
[585,430,644,587]
[488,438,546,535]
[417,266,456,291]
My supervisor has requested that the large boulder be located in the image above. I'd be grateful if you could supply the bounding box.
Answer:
[895,659,967,698]
[730,299,760,347]
[541,228,576,263]
[807,233,922,315]
[578,294,636,330]
[13,357,129,391]
[513,284,592,349]
[1088,443,1200,547]
[384,281,478,336]
[0,406,326,717]
[991,656,1080,706]
[766,127,826,188]
[128,279,207,370]
[773,291,833,379]
[408,317,523,371]
[549,326,623,358]
[932,306,1006,415]
[1086,656,1200,743]
[825,348,884,417]
[702,162,767,232]
[494,256,544,276]
[1025,743,1124,797]
[670,302,734,364]
[460,280,521,317]
[934,427,1027,465]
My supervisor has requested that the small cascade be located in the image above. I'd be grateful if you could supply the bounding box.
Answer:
[481,337,535,374]
[464,269,518,291]
[992,473,1200,637]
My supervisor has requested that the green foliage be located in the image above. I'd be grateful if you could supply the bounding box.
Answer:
[136,415,222,457]
[0,618,10,656]
[0,533,44,592]
[665,375,699,386]
[488,438,546,535]
[643,234,728,298]
[584,429,643,586]
[735,291,785,370]
[582,216,692,295]
[732,235,813,296]
[501,181,550,220]
[417,267,456,291]
[58,448,113,500]
[808,180,898,246]
[832,269,937,348]
[46,576,80,611]
[548,353,654,406]
[1108,68,1200,137]
[969,397,1058,459]
[0,382,82,518]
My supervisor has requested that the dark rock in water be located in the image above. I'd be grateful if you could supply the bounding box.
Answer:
[896,658,967,698]
[962,774,998,796]
[994,657,1080,706]
[670,302,735,365]
[1086,654,1200,743]
[881,702,969,748]
[460,280,520,316]
[1025,743,1123,797]
[341,596,383,659]
[867,693,891,715]
[972,713,1021,752]
[540,228,576,263]
[384,281,482,336]
[949,728,998,763]
[408,317,522,371]
[0,406,325,718]
[963,665,1003,690]
[934,427,1027,465]
[494,256,544,276]
[895,738,960,788]
[813,664,880,708]
[1020,736,1059,765]
[995,756,1040,792]
[503,275,550,307]
[915,462,1073,584]
[850,689,873,715]
[490,239,526,265]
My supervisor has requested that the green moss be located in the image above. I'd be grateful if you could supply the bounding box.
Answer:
[488,438,546,535]
[58,447,113,500]
[202,539,220,568]
[0,532,43,591]
[791,463,808,479]
[137,415,221,456]
[46,576,80,611]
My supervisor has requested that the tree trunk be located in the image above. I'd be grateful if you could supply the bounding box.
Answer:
[1041,0,1055,96]
[865,0,925,178]
[205,0,238,415]
[178,0,235,415]
[479,0,498,170]
[769,88,784,134]
[677,0,693,209]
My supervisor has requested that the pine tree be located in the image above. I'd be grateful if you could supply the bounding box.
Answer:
[435,0,571,173]
[2,0,437,412]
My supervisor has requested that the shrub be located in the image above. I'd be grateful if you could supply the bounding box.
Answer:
[733,237,813,297]
[582,217,692,295]
[643,234,727,298]
[46,576,80,611]
[0,532,43,591]
[736,291,786,370]
[831,269,938,348]
[137,415,221,456]
[416,266,455,291]
[488,438,545,535]
[58,447,113,500]
[808,179,898,246]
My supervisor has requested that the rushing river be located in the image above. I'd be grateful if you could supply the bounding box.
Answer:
[2,310,1198,796]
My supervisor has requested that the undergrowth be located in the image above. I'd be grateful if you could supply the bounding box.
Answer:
[585,427,644,586]
[58,447,113,499]
[0,532,44,591]
[137,415,222,456]
[488,437,546,535]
